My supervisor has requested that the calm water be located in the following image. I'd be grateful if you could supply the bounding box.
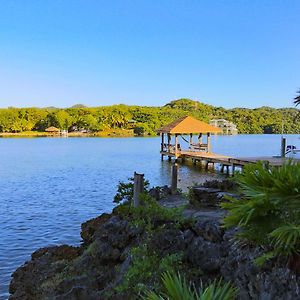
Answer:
[0,134,299,299]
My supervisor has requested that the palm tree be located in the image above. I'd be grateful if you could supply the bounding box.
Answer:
[294,89,300,106]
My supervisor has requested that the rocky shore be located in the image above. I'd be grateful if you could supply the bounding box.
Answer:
[9,185,300,300]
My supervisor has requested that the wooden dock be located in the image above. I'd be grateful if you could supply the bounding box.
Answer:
[156,116,300,173]
[161,150,300,173]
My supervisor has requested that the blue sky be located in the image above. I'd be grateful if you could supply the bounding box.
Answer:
[0,1,299,108]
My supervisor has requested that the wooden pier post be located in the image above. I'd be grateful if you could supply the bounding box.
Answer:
[175,134,179,161]
[281,137,286,158]
[171,163,178,195]
[161,133,164,161]
[167,133,171,151]
[232,164,235,175]
[198,133,202,145]
[226,165,230,175]
[221,164,225,173]
[205,161,209,170]
[189,133,193,147]
[207,133,211,153]
[133,172,144,207]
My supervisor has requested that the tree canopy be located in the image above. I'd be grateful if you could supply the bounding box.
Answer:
[0,99,299,134]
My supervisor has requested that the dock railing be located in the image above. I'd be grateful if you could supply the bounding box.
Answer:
[189,143,208,152]
[162,143,181,153]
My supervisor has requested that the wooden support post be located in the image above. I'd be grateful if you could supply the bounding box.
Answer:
[133,172,144,207]
[205,161,209,170]
[232,164,235,175]
[175,134,178,158]
[207,133,211,153]
[171,163,178,195]
[226,165,229,174]
[167,133,171,152]
[189,133,193,147]
[281,137,286,158]
[161,133,164,161]
[221,164,224,173]
[198,133,202,144]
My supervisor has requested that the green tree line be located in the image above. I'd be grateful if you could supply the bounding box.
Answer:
[0,99,299,134]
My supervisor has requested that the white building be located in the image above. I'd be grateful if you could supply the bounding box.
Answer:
[209,119,238,135]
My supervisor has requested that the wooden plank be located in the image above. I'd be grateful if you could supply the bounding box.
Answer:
[160,149,300,168]
[230,156,300,167]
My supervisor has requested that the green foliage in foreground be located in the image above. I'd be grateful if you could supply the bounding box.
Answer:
[115,193,186,231]
[0,98,299,134]
[222,162,300,266]
[115,202,186,295]
[114,191,193,296]
[116,245,184,296]
[144,272,237,300]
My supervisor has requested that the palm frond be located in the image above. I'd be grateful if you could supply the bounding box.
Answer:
[143,273,236,300]
[200,279,237,300]
[270,224,300,255]
[161,272,197,300]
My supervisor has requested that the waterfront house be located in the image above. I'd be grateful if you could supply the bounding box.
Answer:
[209,119,238,135]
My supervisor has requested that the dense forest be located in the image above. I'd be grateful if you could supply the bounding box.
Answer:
[0,99,299,135]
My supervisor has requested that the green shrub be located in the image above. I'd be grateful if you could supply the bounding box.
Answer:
[115,195,191,297]
[114,177,149,204]
[115,193,186,230]
[116,245,184,296]
[222,161,300,267]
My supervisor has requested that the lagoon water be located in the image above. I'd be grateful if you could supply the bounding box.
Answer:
[0,134,299,299]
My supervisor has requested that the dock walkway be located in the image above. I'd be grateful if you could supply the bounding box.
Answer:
[161,150,300,172]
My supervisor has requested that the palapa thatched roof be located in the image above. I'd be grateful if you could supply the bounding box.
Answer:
[45,126,60,132]
[156,116,221,134]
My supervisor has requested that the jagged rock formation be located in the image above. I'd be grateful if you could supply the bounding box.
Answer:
[9,203,300,300]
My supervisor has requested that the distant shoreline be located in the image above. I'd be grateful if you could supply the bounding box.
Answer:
[1,132,299,139]
[0,130,142,138]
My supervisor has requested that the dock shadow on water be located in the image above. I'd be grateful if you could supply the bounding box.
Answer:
[0,134,297,299]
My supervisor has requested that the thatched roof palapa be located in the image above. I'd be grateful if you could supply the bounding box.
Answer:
[45,126,60,132]
[156,116,221,134]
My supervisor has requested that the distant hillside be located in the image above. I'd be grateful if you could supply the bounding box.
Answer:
[70,104,87,108]
[0,99,299,134]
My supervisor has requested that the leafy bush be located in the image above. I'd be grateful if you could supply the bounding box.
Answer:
[115,193,187,231]
[114,194,191,296]
[144,272,237,300]
[270,224,300,256]
[222,161,300,268]
[116,245,184,296]
[134,126,145,136]
[114,177,149,204]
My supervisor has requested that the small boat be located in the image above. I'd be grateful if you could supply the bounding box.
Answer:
[286,144,300,158]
